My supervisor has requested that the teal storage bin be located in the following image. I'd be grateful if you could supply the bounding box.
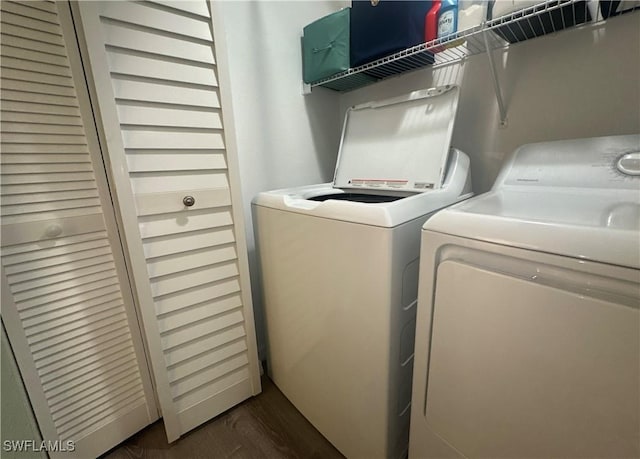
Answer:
[302,8,350,84]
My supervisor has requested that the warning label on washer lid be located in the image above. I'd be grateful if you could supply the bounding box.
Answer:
[349,179,409,188]
[414,182,435,189]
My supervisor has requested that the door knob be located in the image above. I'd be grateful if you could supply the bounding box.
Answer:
[183,196,195,207]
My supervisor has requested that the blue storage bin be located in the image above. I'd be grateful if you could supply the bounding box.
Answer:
[350,0,433,67]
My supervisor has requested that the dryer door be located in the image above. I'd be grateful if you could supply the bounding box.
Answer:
[425,259,639,458]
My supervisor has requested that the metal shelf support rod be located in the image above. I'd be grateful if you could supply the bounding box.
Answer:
[482,28,507,126]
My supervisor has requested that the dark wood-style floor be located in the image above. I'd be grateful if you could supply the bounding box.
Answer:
[101,377,344,459]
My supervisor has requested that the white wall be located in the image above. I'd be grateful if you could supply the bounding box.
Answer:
[340,12,640,192]
[217,1,347,358]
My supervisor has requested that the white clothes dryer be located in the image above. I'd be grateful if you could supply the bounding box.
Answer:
[253,86,472,459]
[409,134,640,458]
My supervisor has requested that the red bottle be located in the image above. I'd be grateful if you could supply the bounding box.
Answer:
[425,0,442,44]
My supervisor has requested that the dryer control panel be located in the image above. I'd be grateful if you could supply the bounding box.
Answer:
[496,134,640,190]
[616,151,640,176]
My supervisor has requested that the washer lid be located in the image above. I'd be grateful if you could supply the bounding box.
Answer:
[333,85,459,193]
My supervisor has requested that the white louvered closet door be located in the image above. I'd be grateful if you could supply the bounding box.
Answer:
[0,2,159,458]
[74,1,262,441]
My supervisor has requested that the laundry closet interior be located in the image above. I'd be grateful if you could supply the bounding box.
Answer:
[0,1,638,458]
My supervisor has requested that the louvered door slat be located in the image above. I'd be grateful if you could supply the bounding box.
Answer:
[163,324,246,368]
[127,150,227,172]
[59,393,147,442]
[25,298,121,337]
[39,331,132,384]
[1,172,94,185]
[2,183,97,198]
[150,262,238,297]
[142,227,235,258]
[29,313,127,353]
[16,1,58,14]
[1,3,157,458]
[1,120,85,133]
[161,309,245,351]
[78,0,260,441]
[170,353,249,398]
[3,237,110,266]
[16,277,120,313]
[1,111,81,125]
[3,190,98,207]
[1,11,62,35]
[173,366,250,416]
[0,34,66,56]
[12,262,114,293]
[1,68,74,89]
[1,44,70,67]
[40,351,137,395]
[106,52,218,86]
[2,154,91,165]
[10,250,114,280]
[19,286,122,323]
[38,335,131,378]
[2,131,85,143]
[167,339,248,384]
[154,278,241,316]
[157,294,242,332]
[48,366,140,412]
[1,143,87,154]
[0,57,71,77]
[112,77,220,107]
[132,172,229,195]
[1,100,79,117]
[2,194,98,212]
[1,207,103,225]
[28,307,123,347]
[25,295,122,336]
[118,105,222,128]
[0,22,64,46]
[36,324,129,374]
[42,338,137,398]
[2,189,98,207]
[44,356,137,405]
[122,130,225,149]
[1,1,59,24]
[147,245,236,278]
[101,22,215,64]
[96,1,213,40]
[140,206,232,233]
[57,389,146,440]
[53,377,144,426]
[11,253,112,284]
[150,0,211,17]
[41,347,135,391]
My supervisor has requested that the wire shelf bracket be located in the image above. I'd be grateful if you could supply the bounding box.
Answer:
[482,27,508,127]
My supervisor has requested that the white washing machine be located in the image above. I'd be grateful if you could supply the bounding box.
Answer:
[253,86,472,459]
[409,134,640,458]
